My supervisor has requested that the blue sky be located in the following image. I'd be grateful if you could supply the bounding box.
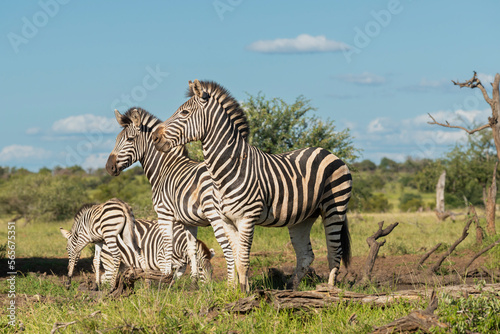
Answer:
[1,0,499,171]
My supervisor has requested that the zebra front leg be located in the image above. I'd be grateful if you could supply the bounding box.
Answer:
[234,218,256,293]
[209,218,236,284]
[184,225,199,288]
[220,221,240,288]
[287,218,316,290]
[157,214,174,275]
[92,242,103,291]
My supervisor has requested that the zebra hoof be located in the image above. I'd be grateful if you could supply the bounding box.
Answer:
[91,282,99,291]
[64,278,72,290]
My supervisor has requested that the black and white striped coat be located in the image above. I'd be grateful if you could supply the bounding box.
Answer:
[152,80,352,291]
[60,198,144,289]
[105,107,245,282]
[98,219,214,285]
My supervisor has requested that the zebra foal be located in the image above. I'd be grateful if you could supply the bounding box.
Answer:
[98,218,215,285]
[60,198,144,289]
[152,80,352,292]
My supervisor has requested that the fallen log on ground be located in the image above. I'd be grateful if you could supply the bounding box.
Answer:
[111,268,174,297]
[370,291,449,333]
[220,283,500,313]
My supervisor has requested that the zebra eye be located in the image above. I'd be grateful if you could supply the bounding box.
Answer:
[179,110,190,117]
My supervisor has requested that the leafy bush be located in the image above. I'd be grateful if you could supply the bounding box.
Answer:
[0,173,90,221]
[364,193,391,212]
[438,290,500,333]
[399,193,423,212]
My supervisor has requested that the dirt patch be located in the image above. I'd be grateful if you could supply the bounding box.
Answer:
[2,249,497,293]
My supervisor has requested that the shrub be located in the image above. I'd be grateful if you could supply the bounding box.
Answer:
[399,193,423,212]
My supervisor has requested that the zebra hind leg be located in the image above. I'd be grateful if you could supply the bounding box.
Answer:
[287,217,316,290]
[322,214,348,286]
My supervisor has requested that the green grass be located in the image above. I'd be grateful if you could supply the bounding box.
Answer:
[1,212,499,333]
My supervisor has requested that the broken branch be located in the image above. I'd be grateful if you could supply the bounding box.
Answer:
[427,113,490,134]
[429,219,473,274]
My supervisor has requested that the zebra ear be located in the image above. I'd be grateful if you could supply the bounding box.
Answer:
[190,79,205,99]
[60,227,71,240]
[114,109,128,127]
[130,109,141,127]
[209,248,215,259]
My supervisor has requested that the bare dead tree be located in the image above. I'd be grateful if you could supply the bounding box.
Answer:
[428,71,500,236]
[361,221,399,284]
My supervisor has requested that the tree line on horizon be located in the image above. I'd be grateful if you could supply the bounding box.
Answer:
[0,93,497,222]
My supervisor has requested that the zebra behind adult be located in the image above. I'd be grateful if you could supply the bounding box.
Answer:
[60,198,145,290]
[105,107,247,282]
[152,80,352,292]
[98,218,215,286]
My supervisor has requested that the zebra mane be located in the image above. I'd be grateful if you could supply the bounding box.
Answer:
[186,80,250,140]
[121,107,161,128]
[73,203,96,228]
[121,107,190,158]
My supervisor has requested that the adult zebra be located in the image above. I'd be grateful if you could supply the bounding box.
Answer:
[152,80,352,291]
[106,107,246,282]
[98,218,215,286]
[60,198,144,290]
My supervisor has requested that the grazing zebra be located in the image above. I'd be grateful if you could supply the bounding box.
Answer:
[98,219,215,285]
[105,107,247,282]
[60,198,145,289]
[152,80,352,291]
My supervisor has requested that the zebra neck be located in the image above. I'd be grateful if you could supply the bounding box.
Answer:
[201,115,249,188]
[139,135,189,188]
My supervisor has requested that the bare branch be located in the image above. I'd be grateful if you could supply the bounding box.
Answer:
[452,71,494,106]
[429,219,473,274]
[417,243,442,268]
[464,237,500,273]
[427,113,490,134]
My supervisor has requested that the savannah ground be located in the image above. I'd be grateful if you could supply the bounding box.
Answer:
[1,211,499,333]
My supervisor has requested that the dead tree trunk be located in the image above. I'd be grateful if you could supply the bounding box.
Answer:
[436,171,446,213]
[361,221,399,284]
[486,161,498,236]
[469,205,484,245]
[429,71,500,236]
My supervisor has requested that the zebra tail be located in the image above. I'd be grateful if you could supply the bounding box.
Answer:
[122,204,141,257]
[341,216,351,268]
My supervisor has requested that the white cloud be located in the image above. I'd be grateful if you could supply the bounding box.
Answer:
[81,153,109,170]
[26,127,41,135]
[477,73,495,85]
[0,145,50,162]
[52,114,120,134]
[247,34,349,54]
[338,72,386,85]
[367,118,386,133]
[356,109,492,163]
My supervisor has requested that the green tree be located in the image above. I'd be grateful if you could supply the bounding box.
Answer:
[243,93,360,163]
